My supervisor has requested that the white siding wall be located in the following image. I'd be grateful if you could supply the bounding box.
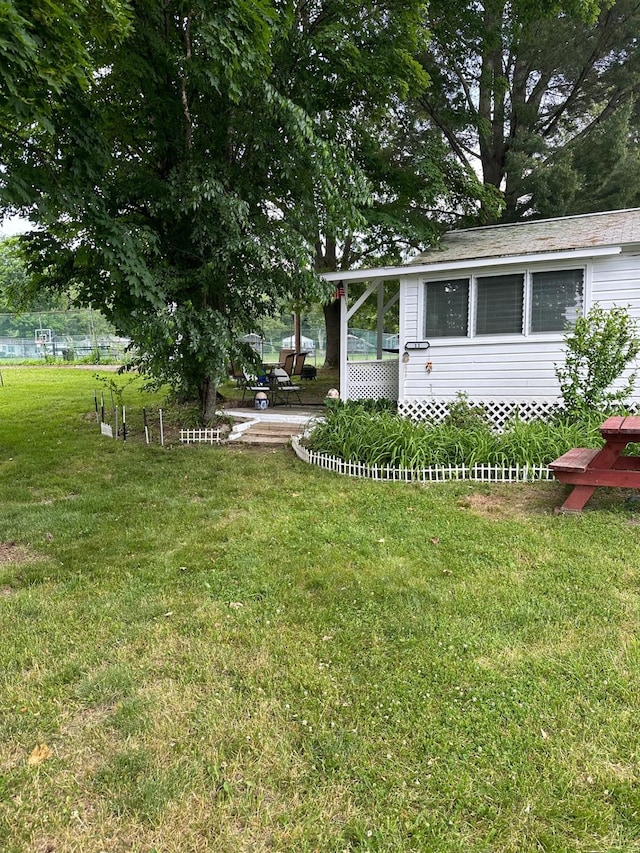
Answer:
[590,252,640,311]
[398,251,640,404]
[400,336,567,402]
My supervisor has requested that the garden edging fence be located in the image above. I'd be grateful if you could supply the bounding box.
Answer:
[291,436,554,484]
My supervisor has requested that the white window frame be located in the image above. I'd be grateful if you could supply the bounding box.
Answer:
[423,276,471,339]
[526,266,586,335]
[423,263,586,340]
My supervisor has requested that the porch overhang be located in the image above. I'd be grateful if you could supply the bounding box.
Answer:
[319,245,622,284]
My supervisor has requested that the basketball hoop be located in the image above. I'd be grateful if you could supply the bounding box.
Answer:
[35,328,53,346]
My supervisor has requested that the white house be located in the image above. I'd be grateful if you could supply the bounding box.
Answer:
[321,208,640,424]
[281,334,315,353]
[241,333,265,358]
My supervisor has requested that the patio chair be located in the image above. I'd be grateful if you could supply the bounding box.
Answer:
[241,369,270,405]
[278,348,295,367]
[281,351,296,376]
[291,352,307,377]
[271,367,302,406]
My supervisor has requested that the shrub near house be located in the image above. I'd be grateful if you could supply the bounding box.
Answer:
[309,397,603,470]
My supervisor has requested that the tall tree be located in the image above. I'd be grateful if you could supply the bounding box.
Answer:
[268,0,494,366]
[2,0,455,400]
[2,1,376,417]
[419,0,640,221]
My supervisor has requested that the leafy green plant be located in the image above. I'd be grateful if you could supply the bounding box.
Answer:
[443,392,490,430]
[94,372,139,408]
[350,397,397,414]
[555,304,640,417]
[495,413,602,466]
[309,403,602,468]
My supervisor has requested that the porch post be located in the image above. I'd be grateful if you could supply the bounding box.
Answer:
[340,281,348,402]
[376,281,384,360]
[398,278,407,404]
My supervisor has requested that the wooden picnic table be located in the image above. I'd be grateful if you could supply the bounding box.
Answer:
[550,415,640,512]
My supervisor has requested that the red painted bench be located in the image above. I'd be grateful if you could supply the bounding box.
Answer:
[550,417,640,511]
[549,447,600,474]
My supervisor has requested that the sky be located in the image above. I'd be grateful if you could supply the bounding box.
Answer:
[0,215,32,237]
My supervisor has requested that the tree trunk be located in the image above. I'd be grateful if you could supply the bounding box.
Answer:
[323,298,341,368]
[317,236,341,368]
[200,376,218,423]
[294,312,301,352]
[477,3,507,221]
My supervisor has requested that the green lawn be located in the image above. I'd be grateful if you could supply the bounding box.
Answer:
[1,367,640,852]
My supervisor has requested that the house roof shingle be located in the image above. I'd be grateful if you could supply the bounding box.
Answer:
[411,208,640,266]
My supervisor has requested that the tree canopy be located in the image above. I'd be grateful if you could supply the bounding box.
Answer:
[419,0,640,221]
[1,0,447,413]
[0,0,131,201]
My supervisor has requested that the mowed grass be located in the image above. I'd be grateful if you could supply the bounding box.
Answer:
[1,368,640,852]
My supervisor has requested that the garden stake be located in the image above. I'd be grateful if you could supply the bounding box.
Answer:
[143,407,150,444]
[159,408,164,447]
[94,391,99,423]
[122,406,127,442]
[110,389,116,434]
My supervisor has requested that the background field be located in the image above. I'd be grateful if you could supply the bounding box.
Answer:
[1,367,640,852]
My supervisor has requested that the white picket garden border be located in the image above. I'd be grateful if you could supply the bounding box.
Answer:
[291,436,553,484]
[180,428,221,445]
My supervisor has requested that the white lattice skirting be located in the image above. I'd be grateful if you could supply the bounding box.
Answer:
[291,437,553,484]
[347,360,399,401]
[398,399,561,430]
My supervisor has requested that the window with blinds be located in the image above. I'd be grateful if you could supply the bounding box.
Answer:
[425,278,469,337]
[475,274,524,335]
[531,269,583,332]
[424,267,585,339]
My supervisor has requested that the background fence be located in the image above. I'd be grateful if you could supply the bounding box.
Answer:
[0,309,129,361]
[245,326,398,364]
[0,307,398,365]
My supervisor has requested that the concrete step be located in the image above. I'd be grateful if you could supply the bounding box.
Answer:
[250,421,301,433]
[238,433,294,445]
[234,420,303,445]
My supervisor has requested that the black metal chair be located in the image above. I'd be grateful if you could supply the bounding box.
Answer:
[270,367,302,406]
[241,369,271,405]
